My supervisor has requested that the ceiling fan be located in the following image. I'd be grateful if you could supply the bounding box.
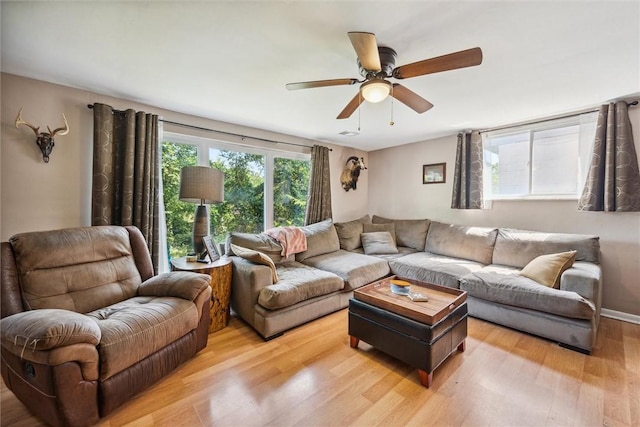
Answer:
[286,32,483,119]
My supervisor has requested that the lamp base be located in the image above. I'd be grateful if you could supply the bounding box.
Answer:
[192,205,209,259]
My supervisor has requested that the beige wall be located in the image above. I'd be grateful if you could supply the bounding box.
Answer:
[3,72,637,316]
[368,108,640,316]
[0,73,368,240]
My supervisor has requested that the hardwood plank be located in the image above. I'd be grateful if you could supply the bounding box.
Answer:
[1,313,639,427]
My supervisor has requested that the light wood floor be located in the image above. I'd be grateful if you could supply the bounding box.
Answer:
[1,311,639,427]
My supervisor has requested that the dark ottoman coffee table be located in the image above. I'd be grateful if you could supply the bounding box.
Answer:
[348,276,467,387]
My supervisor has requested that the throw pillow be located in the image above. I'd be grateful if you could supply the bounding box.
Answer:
[334,214,371,251]
[363,222,396,244]
[230,244,279,283]
[361,231,399,255]
[372,215,430,251]
[226,232,284,263]
[519,250,577,288]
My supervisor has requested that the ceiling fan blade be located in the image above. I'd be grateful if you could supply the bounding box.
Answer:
[337,93,364,119]
[348,32,381,72]
[392,47,483,79]
[391,84,434,114]
[286,78,359,90]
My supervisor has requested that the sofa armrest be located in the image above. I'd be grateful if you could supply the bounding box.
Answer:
[230,257,274,324]
[138,271,211,301]
[1,309,101,354]
[560,262,601,302]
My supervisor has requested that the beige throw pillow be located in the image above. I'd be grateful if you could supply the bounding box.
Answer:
[520,251,577,288]
[334,215,371,251]
[361,232,399,255]
[363,223,396,244]
[230,244,279,283]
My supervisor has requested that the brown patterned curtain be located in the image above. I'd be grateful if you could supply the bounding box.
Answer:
[92,103,161,271]
[304,145,332,225]
[579,101,640,212]
[451,131,484,209]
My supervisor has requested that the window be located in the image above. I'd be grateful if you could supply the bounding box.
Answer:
[161,133,310,258]
[483,112,598,200]
[209,147,265,238]
[273,157,310,227]
[161,142,197,259]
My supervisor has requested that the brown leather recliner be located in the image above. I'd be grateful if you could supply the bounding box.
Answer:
[1,225,212,427]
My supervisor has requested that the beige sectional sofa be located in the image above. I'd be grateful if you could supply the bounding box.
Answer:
[227,215,601,353]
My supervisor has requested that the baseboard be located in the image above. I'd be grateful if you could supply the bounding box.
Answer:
[601,308,640,325]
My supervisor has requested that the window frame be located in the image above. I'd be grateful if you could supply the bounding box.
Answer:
[482,113,597,201]
[163,131,310,231]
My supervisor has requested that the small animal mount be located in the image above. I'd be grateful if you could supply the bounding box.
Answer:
[340,156,367,192]
[15,108,69,163]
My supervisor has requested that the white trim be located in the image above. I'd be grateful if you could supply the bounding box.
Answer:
[601,308,640,325]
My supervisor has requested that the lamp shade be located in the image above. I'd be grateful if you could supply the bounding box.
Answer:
[361,79,392,103]
[179,166,224,204]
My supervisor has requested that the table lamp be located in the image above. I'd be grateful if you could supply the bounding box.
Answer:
[179,166,224,260]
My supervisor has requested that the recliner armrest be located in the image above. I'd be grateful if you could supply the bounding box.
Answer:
[1,309,101,355]
[138,271,211,301]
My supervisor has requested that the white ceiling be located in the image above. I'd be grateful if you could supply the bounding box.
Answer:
[2,1,639,151]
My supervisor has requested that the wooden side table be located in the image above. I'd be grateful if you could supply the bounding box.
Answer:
[171,256,233,333]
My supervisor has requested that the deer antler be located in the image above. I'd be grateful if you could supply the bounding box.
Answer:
[47,114,70,137]
[15,108,40,136]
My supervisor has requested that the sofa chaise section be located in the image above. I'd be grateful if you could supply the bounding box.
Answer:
[228,219,391,339]
[460,228,601,352]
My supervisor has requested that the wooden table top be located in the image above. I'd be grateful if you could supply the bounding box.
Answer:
[354,276,467,325]
[170,256,232,272]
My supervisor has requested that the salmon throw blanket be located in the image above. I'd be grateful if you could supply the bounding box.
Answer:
[265,226,307,258]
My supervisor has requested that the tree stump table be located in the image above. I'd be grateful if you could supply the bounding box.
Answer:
[171,256,233,333]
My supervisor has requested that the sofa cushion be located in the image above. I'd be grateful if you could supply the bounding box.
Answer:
[231,244,279,283]
[372,215,430,251]
[301,250,390,290]
[361,232,398,255]
[226,232,285,263]
[295,219,340,262]
[351,245,418,261]
[10,226,142,313]
[257,262,344,310]
[334,215,371,251]
[425,221,498,265]
[363,222,396,244]
[389,252,486,288]
[520,251,576,288]
[492,228,600,268]
[460,265,595,319]
[87,296,199,380]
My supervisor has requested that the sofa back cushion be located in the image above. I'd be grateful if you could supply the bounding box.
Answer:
[425,221,498,265]
[492,228,600,268]
[226,232,285,263]
[372,215,430,251]
[295,219,340,262]
[9,226,142,313]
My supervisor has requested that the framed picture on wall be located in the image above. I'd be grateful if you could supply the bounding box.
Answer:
[202,236,220,262]
[423,163,446,184]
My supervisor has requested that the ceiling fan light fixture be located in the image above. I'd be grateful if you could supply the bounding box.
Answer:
[360,79,391,103]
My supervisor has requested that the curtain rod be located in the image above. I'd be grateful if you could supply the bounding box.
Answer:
[478,100,638,135]
[86,104,328,151]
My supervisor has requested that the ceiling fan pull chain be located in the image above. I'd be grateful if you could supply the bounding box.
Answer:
[358,91,362,131]
[390,85,395,126]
